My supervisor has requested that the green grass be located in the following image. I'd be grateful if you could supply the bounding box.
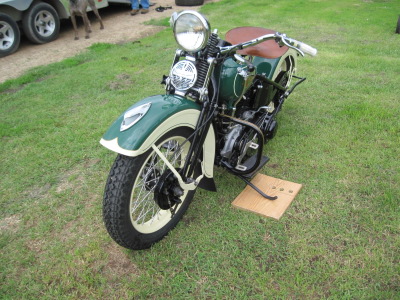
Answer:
[1,0,399,298]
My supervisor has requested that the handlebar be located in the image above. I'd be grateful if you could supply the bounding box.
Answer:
[299,42,318,57]
[219,32,317,57]
[282,36,318,57]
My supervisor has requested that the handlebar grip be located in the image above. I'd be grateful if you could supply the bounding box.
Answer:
[298,42,317,57]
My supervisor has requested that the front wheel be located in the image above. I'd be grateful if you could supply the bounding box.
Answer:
[103,127,196,250]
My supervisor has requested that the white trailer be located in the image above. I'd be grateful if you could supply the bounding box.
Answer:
[0,0,131,57]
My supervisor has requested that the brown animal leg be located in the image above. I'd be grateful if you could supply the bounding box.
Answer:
[82,13,91,39]
[70,13,79,40]
[87,0,104,30]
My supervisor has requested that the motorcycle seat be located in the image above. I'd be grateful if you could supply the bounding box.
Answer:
[225,27,289,59]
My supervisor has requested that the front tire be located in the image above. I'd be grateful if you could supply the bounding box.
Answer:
[0,13,20,57]
[103,127,196,250]
[22,2,60,44]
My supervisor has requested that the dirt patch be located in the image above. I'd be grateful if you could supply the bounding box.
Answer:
[108,72,134,90]
[0,0,218,83]
[103,243,140,278]
[0,215,21,233]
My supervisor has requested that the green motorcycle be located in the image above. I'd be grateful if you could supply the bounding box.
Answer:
[100,10,317,250]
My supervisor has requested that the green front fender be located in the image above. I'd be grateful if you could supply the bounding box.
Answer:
[100,94,215,178]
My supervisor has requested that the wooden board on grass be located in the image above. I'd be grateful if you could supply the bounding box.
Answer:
[232,174,302,220]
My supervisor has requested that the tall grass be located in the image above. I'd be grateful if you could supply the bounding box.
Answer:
[1,0,399,298]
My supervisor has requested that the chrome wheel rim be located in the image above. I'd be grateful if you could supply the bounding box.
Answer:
[130,136,190,233]
[0,21,15,50]
[34,10,56,37]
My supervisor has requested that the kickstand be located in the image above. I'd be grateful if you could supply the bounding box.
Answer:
[238,175,278,200]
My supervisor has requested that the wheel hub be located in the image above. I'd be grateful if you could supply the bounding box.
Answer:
[154,169,184,210]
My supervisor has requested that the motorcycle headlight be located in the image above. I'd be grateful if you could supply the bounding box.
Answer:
[173,11,210,53]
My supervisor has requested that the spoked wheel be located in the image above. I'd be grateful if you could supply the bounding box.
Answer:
[103,127,196,250]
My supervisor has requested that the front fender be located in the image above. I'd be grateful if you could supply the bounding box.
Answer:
[100,94,215,178]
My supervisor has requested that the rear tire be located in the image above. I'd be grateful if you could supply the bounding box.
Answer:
[103,127,196,250]
[22,2,60,44]
[0,13,20,57]
[175,0,205,6]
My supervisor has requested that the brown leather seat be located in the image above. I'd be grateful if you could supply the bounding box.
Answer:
[225,27,288,59]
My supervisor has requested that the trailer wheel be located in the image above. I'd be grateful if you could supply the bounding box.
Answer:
[22,2,60,44]
[175,0,205,6]
[0,13,20,57]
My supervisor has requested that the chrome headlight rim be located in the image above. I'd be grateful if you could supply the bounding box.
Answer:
[173,10,211,53]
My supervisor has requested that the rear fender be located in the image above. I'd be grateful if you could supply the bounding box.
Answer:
[270,48,298,82]
[254,48,298,81]
[100,94,215,179]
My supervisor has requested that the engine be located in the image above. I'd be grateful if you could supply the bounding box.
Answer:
[218,75,284,172]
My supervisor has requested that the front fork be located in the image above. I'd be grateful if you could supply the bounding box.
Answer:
[150,99,216,216]
[150,144,201,191]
